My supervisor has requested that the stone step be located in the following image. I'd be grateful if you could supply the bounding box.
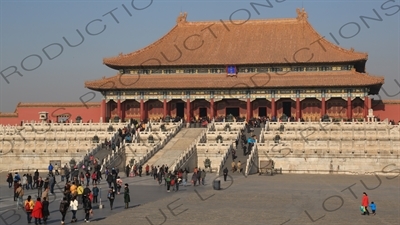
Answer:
[146,128,205,167]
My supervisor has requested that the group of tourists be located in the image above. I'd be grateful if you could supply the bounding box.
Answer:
[149,165,206,192]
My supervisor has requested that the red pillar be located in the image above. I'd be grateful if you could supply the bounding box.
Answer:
[347,97,352,120]
[186,99,191,122]
[101,99,106,122]
[140,99,145,121]
[246,98,252,120]
[296,98,301,120]
[117,99,121,119]
[163,99,167,118]
[210,99,214,119]
[271,98,276,118]
[363,96,369,118]
[321,97,326,117]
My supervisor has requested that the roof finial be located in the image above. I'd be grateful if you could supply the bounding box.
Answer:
[296,8,308,21]
[177,12,187,24]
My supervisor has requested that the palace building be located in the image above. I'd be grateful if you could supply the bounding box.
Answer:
[2,9,399,125]
[84,9,384,123]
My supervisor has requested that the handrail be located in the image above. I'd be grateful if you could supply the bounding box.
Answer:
[244,144,258,177]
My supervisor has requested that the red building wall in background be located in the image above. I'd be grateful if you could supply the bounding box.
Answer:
[0,103,101,126]
[372,100,400,122]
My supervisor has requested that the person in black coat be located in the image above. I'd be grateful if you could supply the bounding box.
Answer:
[84,197,92,222]
[223,167,229,181]
[42,197,50,224]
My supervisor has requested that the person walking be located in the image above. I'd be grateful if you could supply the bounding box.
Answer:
[42,197,50,224]
[69,196,78,223]
[237,161,242,174]
[223,167,228,181]
[16,184,24,209]
[37,177,44,198]
[31,197,43,225]
[59,197,69,225]
[124,184,130,209]
[84,196,92,222]
[92,184,99,204]
[24,195,35,224]
[361,192,370,215]
[107,188,115,210]
[201,169,206,185]
[182,169,188,187]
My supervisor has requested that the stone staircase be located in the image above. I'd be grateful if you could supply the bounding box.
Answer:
[220,126,262,176]
[145,128,205,168]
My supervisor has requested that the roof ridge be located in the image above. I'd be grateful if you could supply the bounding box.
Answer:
[303,20,368,57]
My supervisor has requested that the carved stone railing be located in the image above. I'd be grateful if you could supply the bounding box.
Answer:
[245,143,258,177]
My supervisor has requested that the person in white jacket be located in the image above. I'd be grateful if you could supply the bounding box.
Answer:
[22,175,27,190]
[69,196,79,223]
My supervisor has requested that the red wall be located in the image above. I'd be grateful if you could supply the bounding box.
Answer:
[0,104,101,126]
[372,101,400,122]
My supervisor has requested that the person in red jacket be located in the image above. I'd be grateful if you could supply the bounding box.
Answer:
[31,197,43,224]
[361,192,370,215]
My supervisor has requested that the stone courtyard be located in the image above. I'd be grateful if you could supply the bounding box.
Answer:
[84,173,399,225]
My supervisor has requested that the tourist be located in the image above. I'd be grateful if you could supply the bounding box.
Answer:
[237,161,242,174]
[92,184,99,204]
[370,201,377,215]
[145,164,150,176]
[84,190,93,222]
[106,173,113,188]
[42,187,49,202]
[49,174,56,194]
[191,171,197,186]
[197,169,202,185]
[174,175,180,191]
[107,188,115,210]
[48,163,53,174]
[116,176,123,194]
[223,167,228,181]
[60,167,65,182]
[22,174,27,190]
[124,183,130,209]
[182,169,188,187]
[231,161,236,172]
[83,185,91,207]
[43,177,49,190]
[166,173,172,192]
[37,177,44,198]
[33,170,39,189]
[80,172,85,185]
[201,169,206,185]
[91,170,97,185]
[7,173,13,188]
[69,196,78,223]
[125,165,130,177]
[55,163,60,175]
[77,184,84,206]
[42,197,50,224]
[361,192,370,215]
[24,195,34,224]
[27,174,33,189]
[16,184,24,209]
[59,197,69,225]
[31,197,43,225]
[13,181,20,201]
[139,164,143,177]
[70,182,77,201]
[85,170,91,185]
[153,166,158,180]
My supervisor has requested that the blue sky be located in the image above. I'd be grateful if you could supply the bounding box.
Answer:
[0,0,399,112]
